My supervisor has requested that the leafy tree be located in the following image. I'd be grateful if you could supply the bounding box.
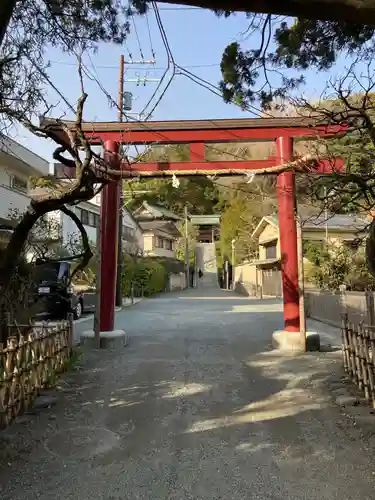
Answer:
[175,221,199,265]
[308,243,375,291]
[0,0,152,342]
[128,176,220,216]
[1,0,146,128]
[219,17,375,110]
[128,144,220,215]
[217,15,375,286]
[218,178,276,263]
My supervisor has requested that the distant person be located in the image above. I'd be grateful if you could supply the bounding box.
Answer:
[198,268,203,279]
[190,268,195,287]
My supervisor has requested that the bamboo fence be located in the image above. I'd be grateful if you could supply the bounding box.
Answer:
[341,313,375,407]
[0,315,73,429]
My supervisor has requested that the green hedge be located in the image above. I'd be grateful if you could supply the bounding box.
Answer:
[122,255,168,297]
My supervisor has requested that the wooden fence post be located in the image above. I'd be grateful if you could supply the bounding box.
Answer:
[341,313,350,373]
[339,285,347,315]
[365,290,375,327]
[67,313,74,351]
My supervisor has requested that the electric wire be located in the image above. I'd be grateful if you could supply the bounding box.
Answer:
[7,33,76,115]
[26,4,305,196]
[145,9,156,59]
[130,11,144,60]
[49,60,220,70]
[140,2,176,119]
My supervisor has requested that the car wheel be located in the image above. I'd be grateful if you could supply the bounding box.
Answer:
[74,300,83,320]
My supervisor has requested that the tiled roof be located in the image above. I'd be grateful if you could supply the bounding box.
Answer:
[139,220,181,237]
[268,213,368,231]
[142,202,181,221]
[190,214,221,225]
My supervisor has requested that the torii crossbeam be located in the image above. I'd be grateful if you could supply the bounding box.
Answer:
[43,116,347,352]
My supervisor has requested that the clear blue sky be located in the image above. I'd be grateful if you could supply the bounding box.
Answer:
[13,6,350,163]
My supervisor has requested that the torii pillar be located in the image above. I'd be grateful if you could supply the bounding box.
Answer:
[82,140,127,348]
[100,140,120,332]
[272,136,312,352]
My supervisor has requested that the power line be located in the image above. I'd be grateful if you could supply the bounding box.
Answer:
[49,60,220,70]
[145,9,156,59]
[140,2,176,119]
[176,65,263,117]
[130,11,145,60]
[7,33,76,115]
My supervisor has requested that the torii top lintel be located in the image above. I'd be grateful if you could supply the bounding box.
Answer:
[41,116,348,146]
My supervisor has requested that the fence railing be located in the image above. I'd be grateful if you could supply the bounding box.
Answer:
[0,316,73,430]
[341,314,375,408]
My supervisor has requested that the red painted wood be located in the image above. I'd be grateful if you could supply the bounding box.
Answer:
[100,140,120,333]
[189,143,205,161]
[86,125,347,145]
[276,137,300,333]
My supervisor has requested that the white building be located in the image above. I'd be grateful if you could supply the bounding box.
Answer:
[51,191,143,255]
[0,136,50,247]
[0,144,143,257]
[133,202,182,259]
[49,164,143,255]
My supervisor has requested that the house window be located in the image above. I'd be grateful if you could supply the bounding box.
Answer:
[80,209,89,225]
[123,225,135,241]
[265,244,277,259]
[155,236,163,248]
[95,214,100,228]
[164,239,173,251]
[10,175,27,192]
[343,239,361,250]
[88,211,95,227]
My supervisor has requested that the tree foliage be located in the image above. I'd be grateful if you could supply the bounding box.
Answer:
[219,16,375,109]
[174,221,199,264]
[1,0,147,127]
[128,145,220,215]
[218,178,276,263]
[305,241,375,291]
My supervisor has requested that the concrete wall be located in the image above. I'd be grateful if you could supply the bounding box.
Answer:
[168,273,186,291]
[305,290,372,328]
[234,262,261,296]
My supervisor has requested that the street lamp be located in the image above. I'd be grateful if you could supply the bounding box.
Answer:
[231,238,237,290]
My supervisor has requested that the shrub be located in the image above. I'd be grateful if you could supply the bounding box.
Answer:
[122,255,167,297]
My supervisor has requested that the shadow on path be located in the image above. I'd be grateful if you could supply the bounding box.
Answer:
[1,288,374,499]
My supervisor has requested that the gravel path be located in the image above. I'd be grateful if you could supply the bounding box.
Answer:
[1,287,374,499]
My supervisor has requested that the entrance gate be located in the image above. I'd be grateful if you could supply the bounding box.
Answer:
[44,116,345,350]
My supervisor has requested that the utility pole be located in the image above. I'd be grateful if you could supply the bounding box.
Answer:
[185,205,190,288]
[231,238,236,290]
[324,186,329,244]
[115,55,124,307]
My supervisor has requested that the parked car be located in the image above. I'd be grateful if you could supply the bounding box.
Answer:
[33,260,96,319]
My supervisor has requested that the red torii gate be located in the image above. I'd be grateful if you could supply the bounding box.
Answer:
[45,116,346,350]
